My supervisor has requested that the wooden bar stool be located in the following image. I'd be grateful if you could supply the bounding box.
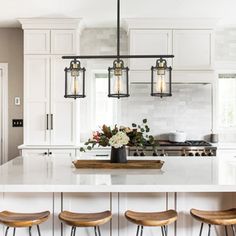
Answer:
[0,210,50,236]
[59,210,112,236]
[190,208,236,236]
[125,210,178,236]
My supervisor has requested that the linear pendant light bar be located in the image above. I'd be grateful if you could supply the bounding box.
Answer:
[63,0,174,99]
[62,55,174,59]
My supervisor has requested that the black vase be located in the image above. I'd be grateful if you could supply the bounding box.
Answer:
[110,146,127,163]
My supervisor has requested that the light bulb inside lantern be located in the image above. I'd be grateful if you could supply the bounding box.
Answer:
[114,76,122,94]
[156,75,166,93]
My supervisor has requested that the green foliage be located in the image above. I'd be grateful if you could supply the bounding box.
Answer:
[79,118,157,152]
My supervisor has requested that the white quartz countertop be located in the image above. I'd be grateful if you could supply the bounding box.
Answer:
[0,156,236,192]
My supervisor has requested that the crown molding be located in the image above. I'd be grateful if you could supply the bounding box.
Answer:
[123,18,219,32]
[18,18,83,30]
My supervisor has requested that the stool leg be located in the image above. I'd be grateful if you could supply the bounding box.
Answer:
[231,225,236,236]
[161,226,165,236]
[71,226,75,236]
[199,223,204,236]
[13,228,16,236]
[73,227,76,236]
[5,227,9,236]
[37,225,41,236]
[140,226,144,236]
[136,226,140,236]
[29,226,32,236]
[97,226,101,236]
[208,224,211,236]
[94,226,97,236]
[225,226,228,236]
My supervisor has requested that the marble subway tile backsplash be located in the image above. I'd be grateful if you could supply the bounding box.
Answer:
[119,83,212,140]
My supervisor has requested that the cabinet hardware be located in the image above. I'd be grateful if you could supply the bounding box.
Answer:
[44,152,48,155]
[51,114,53,130]
[46,114,49,130]
[95,154,109,157]
[49,152,52,155]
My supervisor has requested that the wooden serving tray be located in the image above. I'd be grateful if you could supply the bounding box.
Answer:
[73,160,164,169]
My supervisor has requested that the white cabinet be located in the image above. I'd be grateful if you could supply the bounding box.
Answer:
[22,20,79,146]
[24,29,77,55]
[51,30,76,54]
[24,30,50,54]
[129,30,172,70]
[173,30,213,70]
[24,56,76,145]
[21,148,75,158]
[50,57,76,145]
[24,55,50,145]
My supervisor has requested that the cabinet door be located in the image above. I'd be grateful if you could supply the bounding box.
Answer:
[21,149,48,157]
[129,30,172,70]
[49,149,76,158]
[24,55,50,145]
[51,30,76,54]
[173,30,213,70]
[50,57,76,145]
[24,30,50,54]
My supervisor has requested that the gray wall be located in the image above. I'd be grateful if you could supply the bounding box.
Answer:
[0,28,23,160]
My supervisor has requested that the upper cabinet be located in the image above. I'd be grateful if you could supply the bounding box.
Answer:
[173,30,214,70]
[51,30,77,55]
[126,18,217,72]
[24,29,77,55]
[24,30,50,54]
[129,30,172,70]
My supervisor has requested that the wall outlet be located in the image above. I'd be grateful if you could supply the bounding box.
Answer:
[15,97,20,106]
[12,119,23,127]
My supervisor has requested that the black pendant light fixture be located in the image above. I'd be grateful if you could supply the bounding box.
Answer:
[62,0,174,99]
[151,58,172,98]
[64,59,86,99]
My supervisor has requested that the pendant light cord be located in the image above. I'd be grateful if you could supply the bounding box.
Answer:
[117,0,120,61]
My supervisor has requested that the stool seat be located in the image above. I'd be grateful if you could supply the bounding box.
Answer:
[125,210,178,227]
[59,210,112,227]
[190,208,236,226]
[0,211,50,227]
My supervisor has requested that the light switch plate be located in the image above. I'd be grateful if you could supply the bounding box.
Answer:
[15,97,20,106]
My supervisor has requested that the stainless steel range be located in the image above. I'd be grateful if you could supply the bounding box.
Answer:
[128,140,217,157]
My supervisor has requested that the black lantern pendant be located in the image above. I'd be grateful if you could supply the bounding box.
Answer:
[151,58,172,98]
[108,59,129,99]
[64,59,86,99]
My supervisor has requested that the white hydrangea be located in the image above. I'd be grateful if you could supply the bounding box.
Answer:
[109,131,130,148]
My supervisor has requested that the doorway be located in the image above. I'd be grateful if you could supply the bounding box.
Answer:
[0,63,8,164]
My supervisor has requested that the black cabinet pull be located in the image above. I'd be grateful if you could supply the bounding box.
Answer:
[49,152,52,155]
[51,114,53,130]
[44,152,48,155]
[46,114,49,130]
[95,154,109,157]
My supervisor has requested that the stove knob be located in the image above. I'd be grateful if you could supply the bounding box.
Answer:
[195,152,200,156]
[153,152,158,156]
[207,150,214,156]
[188,152,194,156]
[133,152,139,156]
[201,151,207,156]
[140,152,145,156]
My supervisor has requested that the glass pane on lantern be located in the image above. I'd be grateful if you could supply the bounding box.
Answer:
[109,69,128,95]
[152,67,171,97]
[65,67,85,98]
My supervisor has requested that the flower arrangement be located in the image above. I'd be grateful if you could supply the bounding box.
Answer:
[80,119,155,152]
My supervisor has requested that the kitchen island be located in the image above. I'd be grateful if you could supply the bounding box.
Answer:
[0,156,235,236]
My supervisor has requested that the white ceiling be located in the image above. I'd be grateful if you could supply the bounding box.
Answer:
[1,0,236,28]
